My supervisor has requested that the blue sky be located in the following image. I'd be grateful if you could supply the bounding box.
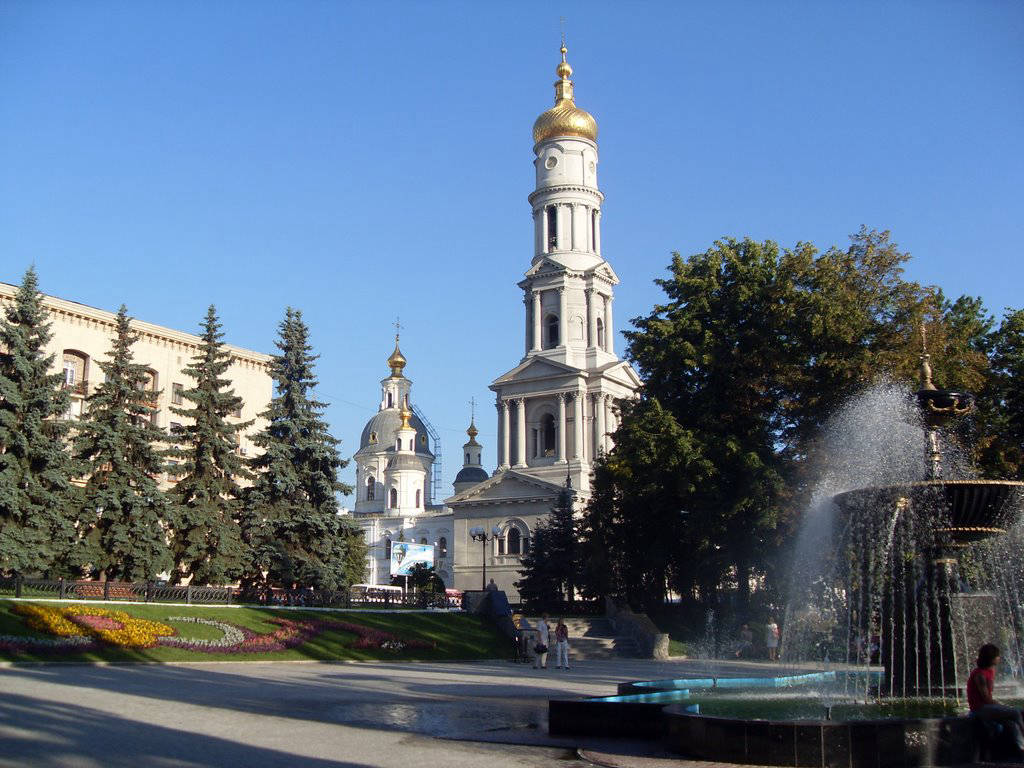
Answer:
[2,1,1022,499]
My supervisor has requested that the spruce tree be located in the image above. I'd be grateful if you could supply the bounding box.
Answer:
[0,267,79,575]
[165,306,251,585]
[517,475,579,610]
[73,306,171,581]
[243,308,364,592]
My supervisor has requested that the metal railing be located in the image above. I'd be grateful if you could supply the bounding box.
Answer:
[0,577,232,604]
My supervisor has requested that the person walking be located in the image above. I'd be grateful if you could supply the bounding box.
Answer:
[968,643,1024,757]
[533,614,550,669]
[554,618,570,670]
[765,619,780,661]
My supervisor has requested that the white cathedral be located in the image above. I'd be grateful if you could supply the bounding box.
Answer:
[350,45,640,602]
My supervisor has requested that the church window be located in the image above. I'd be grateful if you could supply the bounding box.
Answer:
[596,317,605,349]
[366,476,375,501]
[387,392,393,408]
[438,537,448,558]
[507,527,521,555]
[466,452,470,464]
[389,488,398,509]
[415,489,421,508]
[546,206,558,250]
[542,414,556,456]
[369,431,377,444]
[545,314,559,349]
[385,538,392,560]
[420,434,427,445]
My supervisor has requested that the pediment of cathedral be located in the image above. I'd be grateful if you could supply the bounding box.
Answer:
[445,469,564,507]
[592,360,643,390]
[491,356,582,387]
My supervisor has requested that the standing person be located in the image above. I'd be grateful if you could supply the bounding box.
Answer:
[554,618,570,670]
[517,615,533,664]
[968,643,1024,757]
[765,619,780,661]
[534,614,550,669]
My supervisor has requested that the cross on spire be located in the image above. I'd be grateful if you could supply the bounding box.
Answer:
[393,316,403,343]
[469,396,477,422]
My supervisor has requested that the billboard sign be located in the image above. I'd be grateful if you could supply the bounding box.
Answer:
[390,542,434,577]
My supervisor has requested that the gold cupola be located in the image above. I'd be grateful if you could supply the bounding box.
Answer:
[532,44,598,145]
[387,334,407,378]
[466,418,480,445]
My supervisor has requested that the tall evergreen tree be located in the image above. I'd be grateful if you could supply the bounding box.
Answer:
[73,306,171,581]
[517,474,580,610]
[165,306,251,585]
[243,308,365,592]
[0,267,79,575]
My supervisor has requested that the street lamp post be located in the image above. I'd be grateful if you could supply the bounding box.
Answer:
[469,525,502,591]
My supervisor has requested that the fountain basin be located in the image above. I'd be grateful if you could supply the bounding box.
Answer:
[833,480,1024,546]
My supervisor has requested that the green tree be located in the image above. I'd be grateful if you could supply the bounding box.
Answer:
[579,397,711,609]
[243,308,365,592]
[976,308,1024,479]
[517,475,580,610]
[0,267,79,575]
[73,306,172,581]
[165,306,251,585]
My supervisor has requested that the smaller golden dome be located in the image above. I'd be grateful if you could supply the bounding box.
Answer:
[387,334,407,377]
[400,401,413,429]
[532,43,598,144]
[466,418,480,444]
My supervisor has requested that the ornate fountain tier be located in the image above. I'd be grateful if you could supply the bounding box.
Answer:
[834,479,1024,547]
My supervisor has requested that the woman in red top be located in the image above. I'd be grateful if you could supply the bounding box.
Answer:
[968,643,1024,755]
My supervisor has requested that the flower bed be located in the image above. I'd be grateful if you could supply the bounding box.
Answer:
[4,604,437,656]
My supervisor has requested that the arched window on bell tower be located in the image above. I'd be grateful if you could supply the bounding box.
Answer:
[389,488,398,509]
[541,413,556,456]
[546,206,558,251]
[545,314,559,349]
[366,475,375,501]
[596,317,605,350]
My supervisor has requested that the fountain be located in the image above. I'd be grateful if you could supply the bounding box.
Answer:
[828,327,1023,698]
[549,327,1024,765]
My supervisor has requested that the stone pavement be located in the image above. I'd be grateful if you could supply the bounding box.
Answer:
[0,658,826,768]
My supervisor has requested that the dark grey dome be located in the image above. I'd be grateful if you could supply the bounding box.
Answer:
[387,454,427,472]
[454,466,489,485]
[356,408,434,458]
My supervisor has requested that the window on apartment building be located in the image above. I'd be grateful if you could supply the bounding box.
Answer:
[172,383,184,405]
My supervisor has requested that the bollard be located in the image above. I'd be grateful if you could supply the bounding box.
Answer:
[103,580,110,600]
[59,578,66,600]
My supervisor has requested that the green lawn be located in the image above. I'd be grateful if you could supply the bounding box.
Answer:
[0,600,511,663]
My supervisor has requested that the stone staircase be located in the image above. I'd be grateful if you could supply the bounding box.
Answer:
[526,617,641,660]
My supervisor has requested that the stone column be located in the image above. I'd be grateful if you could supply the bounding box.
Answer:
[593,209,602,255]
[558,286,568,348]
[571,203,583,251]
[523,292,531,356]
[586,288,596,349]
[500,399,511,469]
[573,390,584,460]
[515,398,527,468]
[595,393,607,457]
[532,290,542,352]
[557,393,567,463]
[558,205,569,251]
[604,296,614,354]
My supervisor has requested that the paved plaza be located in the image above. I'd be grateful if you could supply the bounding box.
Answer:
[0,658,800,767]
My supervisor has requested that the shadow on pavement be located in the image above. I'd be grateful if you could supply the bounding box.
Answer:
[0,691,372,768]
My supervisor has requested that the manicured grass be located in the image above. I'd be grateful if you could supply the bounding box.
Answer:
[0,600,510,663]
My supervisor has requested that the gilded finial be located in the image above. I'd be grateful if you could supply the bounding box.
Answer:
[387,319,407,377]
[466,418,479,444]
[400,396,412,429]
[919,321,936,391]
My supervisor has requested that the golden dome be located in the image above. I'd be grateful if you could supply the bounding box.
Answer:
[387,334,407,377]
[400,401,413,429]
[532,44,598,144]
[466,418,480,444]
